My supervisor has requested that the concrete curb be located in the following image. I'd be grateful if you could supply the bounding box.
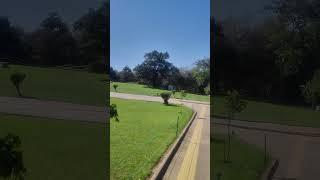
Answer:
[261,159,279,180]
[148,111,198,180]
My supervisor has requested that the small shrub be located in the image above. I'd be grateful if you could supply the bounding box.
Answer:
[160,92,171,105]
[10,72,26,97]
[113,84,118,92]
[0,133,26,179]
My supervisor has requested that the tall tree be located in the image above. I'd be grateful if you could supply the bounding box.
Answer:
[0,17,27,62]
[119,66,135,82]
[192,58,210,94]
[30,12,78,65]
[110,67,119,81]
[134,50,178,88]
[73,2,108,65]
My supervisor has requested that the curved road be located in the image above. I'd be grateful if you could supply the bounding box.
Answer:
[110,92,211,180]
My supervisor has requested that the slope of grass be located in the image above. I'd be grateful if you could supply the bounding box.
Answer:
[0,65,108,106]
[213,96,320,128]
[110,82,210,102]
[110,98,193,179]
[211,134,269,180]
[0,113,107,180]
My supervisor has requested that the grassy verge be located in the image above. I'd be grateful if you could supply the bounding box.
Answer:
[0,113,107,180]
[0,65,108,106]
[110,98,193,179]
[211,134,269,180]
[213,96,320,128]
[110,82,210,102]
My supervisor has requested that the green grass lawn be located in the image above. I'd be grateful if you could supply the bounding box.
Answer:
[110,82,210,102]
[110,98,193,179]
[213,96,320,128]
[0,65,108,106]
[211,134,269,180]
[0,113,107,180]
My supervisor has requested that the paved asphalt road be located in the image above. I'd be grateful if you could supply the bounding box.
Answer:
[213,118,320,180]
[0,96,107,123]
[111,92,210,180]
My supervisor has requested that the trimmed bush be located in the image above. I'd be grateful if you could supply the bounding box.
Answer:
[10,72,26,97]
[113,84,118,92]
[160,92,171,105]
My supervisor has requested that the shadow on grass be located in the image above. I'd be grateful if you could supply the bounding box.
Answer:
[164,104,178,107]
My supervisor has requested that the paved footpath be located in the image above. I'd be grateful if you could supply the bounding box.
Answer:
[213,118,320,180]
[111,92,210,180]
[0,96,107,123]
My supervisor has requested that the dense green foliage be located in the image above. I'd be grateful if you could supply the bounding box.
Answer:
[111,51,210,95]
[212,0,320,106]
[0,133,26,180]
[0,2,108,73]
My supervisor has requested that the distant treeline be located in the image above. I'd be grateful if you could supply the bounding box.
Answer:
[0,2,109,73]
[110,50,210,95]
[212,0,320,106]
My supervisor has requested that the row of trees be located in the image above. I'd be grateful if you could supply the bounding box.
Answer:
[0,2,108,73]
[110,50,210,95]
[212,0,320,108]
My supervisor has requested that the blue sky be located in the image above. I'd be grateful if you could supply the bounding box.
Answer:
[111,0,210,71]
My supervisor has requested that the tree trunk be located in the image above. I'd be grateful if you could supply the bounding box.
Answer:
[164,99,168,105]
[16,86,22,97]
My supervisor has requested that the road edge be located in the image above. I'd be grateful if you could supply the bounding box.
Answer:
[148,110,198,180]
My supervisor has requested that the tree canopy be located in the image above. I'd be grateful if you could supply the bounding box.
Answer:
[134,50,179,88]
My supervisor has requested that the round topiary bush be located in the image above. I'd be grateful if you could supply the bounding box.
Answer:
[160,92,171,105]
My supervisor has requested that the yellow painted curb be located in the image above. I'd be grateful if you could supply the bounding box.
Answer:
[177,107,206,180]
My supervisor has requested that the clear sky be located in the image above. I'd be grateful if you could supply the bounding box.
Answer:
[111,0,210,71]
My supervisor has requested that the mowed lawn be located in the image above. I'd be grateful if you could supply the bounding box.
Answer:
[110,98,193,179]
[213,96,320,128]
[0,65,108,106]
[0,113,107,180]
[110,82,210,102]
[211,134,269,180]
